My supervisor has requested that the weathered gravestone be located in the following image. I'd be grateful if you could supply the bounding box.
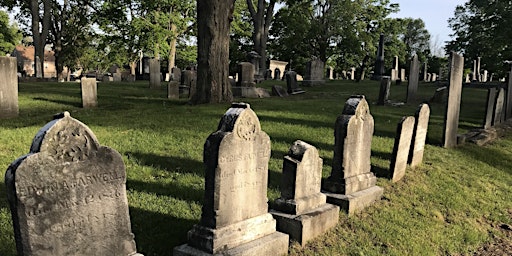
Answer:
[389,116,415,182]
[270,141,339,246]
[168,81,179,99]
[506,66,512,119]
[493,88,506,126]
[408,104,431,168]
[400,68,406,81]
[113,72,122,82]
[149,58,161,88]
[443,52,464,148]
[5,112,143,256]
[377,76,391,105]
[174,103,289,256]
[80,77,97,108]
[303,59,325,86]
[322,96,383,215]
[484,88,497,129]
[286,71,305,95]
[238,62,256,87]
[372,34,385,80]
[0,56,18,118]
[272,85,289,97]
[407,55,420,103]
[171,67,181,81]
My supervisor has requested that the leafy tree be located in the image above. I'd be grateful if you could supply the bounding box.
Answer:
[0,10,22,56]
[400,18,430,63]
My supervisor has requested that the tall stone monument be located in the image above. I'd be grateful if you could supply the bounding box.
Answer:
[5,112,143,256]
[408,104,430,168]
[322,96,383,215]
[443,52,464,148]
[407,55,420,103]
[303,59,325,86]
[389,116,415,182]
[174,103,289,256]
[0,56,18,118]
[372,34,385,80]
[149,58,161,88]
[237,62,256,87]
[270,141,339,246]
[81,77,97,108]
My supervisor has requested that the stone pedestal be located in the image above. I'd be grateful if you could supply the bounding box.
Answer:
[323,186,383,215]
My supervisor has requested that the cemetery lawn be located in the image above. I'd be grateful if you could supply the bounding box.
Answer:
[1,79,511,255]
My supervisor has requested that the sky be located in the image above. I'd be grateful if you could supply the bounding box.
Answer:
[390,0,467,45]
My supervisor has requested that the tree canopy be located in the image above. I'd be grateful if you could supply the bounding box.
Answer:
[0,10,21,56]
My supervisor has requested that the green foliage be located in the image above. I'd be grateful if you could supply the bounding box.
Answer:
[1,80,511,255]
[0,10,21,55]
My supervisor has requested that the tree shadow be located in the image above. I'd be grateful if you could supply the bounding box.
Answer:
[126,152,203,176]
[455,144,512,176]
[126,178,203,204]
[32,97,82,108]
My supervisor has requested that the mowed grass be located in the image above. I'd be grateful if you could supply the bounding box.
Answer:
[0,79,511,255]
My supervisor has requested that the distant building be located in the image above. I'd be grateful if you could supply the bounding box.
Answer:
[11,45,57,78]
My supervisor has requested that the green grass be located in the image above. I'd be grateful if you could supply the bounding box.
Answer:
[0,79,511,255]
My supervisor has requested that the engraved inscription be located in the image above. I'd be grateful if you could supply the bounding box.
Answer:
[218,149,270,164]
[236,115,257,141]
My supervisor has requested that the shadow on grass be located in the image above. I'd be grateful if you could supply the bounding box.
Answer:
[455,145,512,176]
[127,152,203,176]
[126,179,203,204]
[33,97,82,108]
[372,164,391,179]
[129,207,196,256]
[257,114,333,130]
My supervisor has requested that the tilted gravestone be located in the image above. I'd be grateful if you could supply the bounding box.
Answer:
[443,52,464,148]
[493,88,506,126]
[0,56,18,118]
[407,55,420,103]
[149,58,161,88]
[270,140,339,246]
[271,85,289,97]
[408,104,430,168]
[174,103,288,256]
[322,96,383,215]
[505,66,512,119]
[389,116,415,182]
[5,112,143,256]
[377,76,391,105]
[484,88,497,129]
[80,77,97,108]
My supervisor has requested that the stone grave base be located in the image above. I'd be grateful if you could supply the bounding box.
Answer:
[174,214,289,255]
[323,186,383,215]
[270,203,339,246]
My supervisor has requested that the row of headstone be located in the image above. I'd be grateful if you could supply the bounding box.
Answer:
[0,56,19,118]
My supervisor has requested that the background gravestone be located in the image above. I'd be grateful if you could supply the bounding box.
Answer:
[505,66,512,119]
[377,76,391,105]
[81,77,97,108]
[484,88,497,129]
[322,96,383,215]
[168,81,179,99]
[493,88,505,126]
[237,62,255,87]
[372,34,385,80]
[149,58,161,88]
[303,59,325,86]
[407,55,420,103]
[5,112,142,256]
[174,103,288,256]
[0,56,18,118]
[443,52,464,148]
[271,140,339,246]
[408,104,431,168]
[389,116,415,182]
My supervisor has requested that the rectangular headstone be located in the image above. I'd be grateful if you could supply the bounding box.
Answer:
[400,68,406,81]
[506,67,512,119]
[408,104,431,168]
[270,140,339,246]
[113,72,122,82]
[238,62,256,87]
[493,88,505,126]
[0,56,18,118]
[484,88,497,129]
[5,112,142,256]
[377,76,391,105]
[443,52,464,148]
[81,77,97,108]
[389,116,415,182]
[407,55,420,103]
[174,103,288,256]
[303,59,325,86]
[322,96,383,215]
[168,81,179,99]
[149,58,161,88]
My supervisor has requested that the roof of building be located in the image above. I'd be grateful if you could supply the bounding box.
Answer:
[13,45,55,62]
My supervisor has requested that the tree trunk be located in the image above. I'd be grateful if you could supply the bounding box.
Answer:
[30,0,52,78]
[247,0,276,77]
[356,55,370,82]
[168,24,177,72]
[191,0,235,104]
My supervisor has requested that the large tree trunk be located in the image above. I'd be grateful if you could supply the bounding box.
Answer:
[247,0,276,77]
[191,0,235,104]
[168,24,177,72]
[30,0,52,78]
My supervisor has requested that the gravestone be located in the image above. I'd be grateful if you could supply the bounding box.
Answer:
[272,85,289,97]
[174,103,289,256]
[270,141,339,246]
[472,60,477,81]
[181,70,196,87]
[400,68,406,81]
[80,77,97,108]
[350,67,355,80]
[407,55,420,103]
[389,116,415,182]
[0,56,18,118]
[408,104,431,168]
[423,62,428,81]
[506,66,512,119]
[303,59,325,86]
[484,88,497,129]
[238,62,255,87]
[168,81,179,99]
[5,112,143,256]
[482,70,488,82]
[322,96,383,215]
[171,67,181,81]
[113,72,122,82]
[377,76,391,105]
[493,88,505,126]
[372,34,385,80]
[476,57,481,81]
[149,58,161,88]
[443,52,464,148]
[265,69,272,80]
[391,56,399,81]
[286,71,305,94]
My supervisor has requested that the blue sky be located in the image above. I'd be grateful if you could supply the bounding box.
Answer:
[390,0,467,45]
